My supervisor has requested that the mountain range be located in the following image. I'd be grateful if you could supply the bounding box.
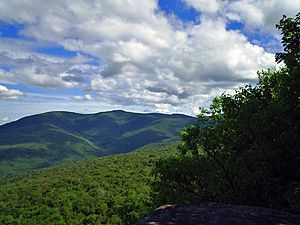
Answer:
[0,110,196,176]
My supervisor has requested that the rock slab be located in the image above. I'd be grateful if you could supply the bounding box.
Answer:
[133,202,300,225]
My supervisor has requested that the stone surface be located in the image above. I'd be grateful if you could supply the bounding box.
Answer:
[133,202,300,225]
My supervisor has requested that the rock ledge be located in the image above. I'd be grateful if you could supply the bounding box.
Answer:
[133,202,300,225]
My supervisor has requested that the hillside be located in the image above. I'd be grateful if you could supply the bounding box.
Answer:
[0,110,195,176]
[0,144,177,225]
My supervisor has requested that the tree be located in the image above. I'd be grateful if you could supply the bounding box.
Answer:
[153,12,300,213]
[275,12,300,70]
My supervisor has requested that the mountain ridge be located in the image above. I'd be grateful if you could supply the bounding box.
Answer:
[1,110,194,127]
[0,110,196,177]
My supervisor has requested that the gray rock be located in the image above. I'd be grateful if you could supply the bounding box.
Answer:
[133,202,300,225]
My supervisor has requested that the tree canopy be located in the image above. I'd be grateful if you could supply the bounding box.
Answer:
[153,12,300,213]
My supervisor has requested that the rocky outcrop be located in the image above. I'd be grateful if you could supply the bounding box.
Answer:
[133,202,300,225]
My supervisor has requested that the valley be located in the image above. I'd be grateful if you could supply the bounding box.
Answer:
[0,144,177,225]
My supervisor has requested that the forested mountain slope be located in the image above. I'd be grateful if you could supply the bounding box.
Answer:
[0,110,195,176]
[0,144,177,225]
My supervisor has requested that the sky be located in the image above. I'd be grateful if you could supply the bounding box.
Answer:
[0,0,299,124]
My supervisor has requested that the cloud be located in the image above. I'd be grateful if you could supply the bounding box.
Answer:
[89,16,275,111]
[0,117,9,122]
[0,85,24,99]
[0,39,98,88]
[0,0,294,115]
[72,94,93,101]
[185,0,220,14]
[185,0,300,33]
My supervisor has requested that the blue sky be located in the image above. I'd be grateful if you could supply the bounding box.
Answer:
[0,0,299,124]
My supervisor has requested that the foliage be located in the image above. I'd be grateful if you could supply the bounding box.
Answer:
[153,13,300,213]
[0,110,195,177]
[0,144,176,225]
[275,12,300,70]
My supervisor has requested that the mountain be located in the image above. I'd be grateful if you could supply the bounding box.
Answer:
[0,110,195,176]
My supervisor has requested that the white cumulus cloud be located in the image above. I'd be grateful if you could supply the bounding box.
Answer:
[0,85,24,100]
[185,0,300,33]
[0,0,296,115]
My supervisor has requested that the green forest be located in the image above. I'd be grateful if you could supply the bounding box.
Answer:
[0,144,176,225]
[153,12,300,213]
[0,12,299,225]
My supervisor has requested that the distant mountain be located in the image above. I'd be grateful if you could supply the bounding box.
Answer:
[0,110,196,176]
